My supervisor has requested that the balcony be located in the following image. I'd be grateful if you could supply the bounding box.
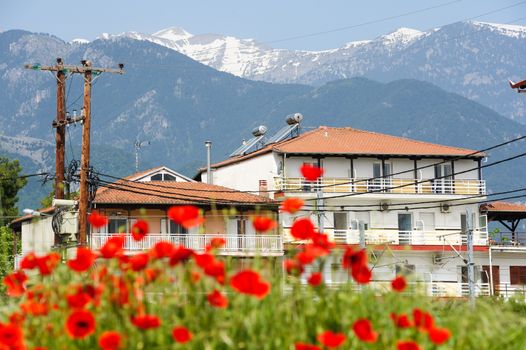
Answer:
[489,232,526,247]
[285,229,488,246]
[90,233,284,256]
[274,177,486,195]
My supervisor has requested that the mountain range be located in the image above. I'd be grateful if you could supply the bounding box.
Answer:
[105,21,526,123]
[0,28,525,211]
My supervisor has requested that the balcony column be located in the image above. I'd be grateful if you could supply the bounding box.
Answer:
[477,158,483,194]
[413,158,419,193]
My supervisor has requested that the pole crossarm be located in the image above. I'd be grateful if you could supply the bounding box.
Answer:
[24,63,124,75]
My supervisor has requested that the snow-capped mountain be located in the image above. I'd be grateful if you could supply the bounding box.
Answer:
[107,21,526,122]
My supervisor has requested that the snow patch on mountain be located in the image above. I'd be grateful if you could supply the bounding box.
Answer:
[380,27,425,46]
[470,21,526,38]
[71,38,90,44]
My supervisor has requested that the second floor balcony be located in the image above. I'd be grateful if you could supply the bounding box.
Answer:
[274,177,486,195]
[90,233,284,256]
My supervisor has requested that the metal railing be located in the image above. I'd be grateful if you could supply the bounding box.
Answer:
[289,229,488,246]
[90,233,284,256]
[274,177,486,195]
[489,232,526,246]
[494,283,526,299]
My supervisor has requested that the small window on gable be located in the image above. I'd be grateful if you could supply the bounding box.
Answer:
[151,174,163,181]
[164,174,176,181]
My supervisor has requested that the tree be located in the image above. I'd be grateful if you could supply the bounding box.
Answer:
[0,157,27,226]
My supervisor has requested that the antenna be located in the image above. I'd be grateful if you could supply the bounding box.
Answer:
[229,125,268,157]
[134,140,150,172]
[264,113,303,145]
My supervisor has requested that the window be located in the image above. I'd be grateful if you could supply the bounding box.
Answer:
[151,173,177,181]
[164,174,176,181]
[151,174,163,181]
[510,266,526,285]
[108,218,127,234]
[434,164,453,194]
[334,213,348,231]
[169,221,187,235]
[371,162,392,191]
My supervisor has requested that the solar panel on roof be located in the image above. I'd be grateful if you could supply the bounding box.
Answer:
[229,135,265,157]
[264,123,299,145]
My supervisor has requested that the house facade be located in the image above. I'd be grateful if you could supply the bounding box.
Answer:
[199,124,499,297]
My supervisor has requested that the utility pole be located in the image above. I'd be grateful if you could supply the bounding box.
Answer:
[134,140,150,172]
[359,221,366,249]
[466,208,475,306]
[77,60,124,246]
[25,60,124,247]
[25,58,67,199]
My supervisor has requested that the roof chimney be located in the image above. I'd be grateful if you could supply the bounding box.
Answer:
[205,141,212,184]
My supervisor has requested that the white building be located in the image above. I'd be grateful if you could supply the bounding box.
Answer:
[198,123,503,297]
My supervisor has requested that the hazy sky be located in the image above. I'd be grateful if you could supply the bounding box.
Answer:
[1,0,525,50]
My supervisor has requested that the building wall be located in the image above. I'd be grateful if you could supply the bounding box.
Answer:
[21,217,54,253]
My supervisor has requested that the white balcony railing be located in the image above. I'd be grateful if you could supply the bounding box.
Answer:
[287,229,488,246]
[274,177,486,195]
[90,233,284,256]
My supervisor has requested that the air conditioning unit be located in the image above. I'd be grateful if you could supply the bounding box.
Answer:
[432,253,443,265]
[440,203,451,213]
[379,202,390,212]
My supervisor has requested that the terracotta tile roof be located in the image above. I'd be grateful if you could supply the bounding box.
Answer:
[94,181,275,206]
[480,201,526,213]
[208,126,483,171]
[10,207,55,226]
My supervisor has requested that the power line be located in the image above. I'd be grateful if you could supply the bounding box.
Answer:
[0,173,49,181]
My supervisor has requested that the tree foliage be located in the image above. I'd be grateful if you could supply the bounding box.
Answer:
[0,157,27,226]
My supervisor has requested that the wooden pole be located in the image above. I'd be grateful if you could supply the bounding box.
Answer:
[55,59,66,200]
[78,62,92,247]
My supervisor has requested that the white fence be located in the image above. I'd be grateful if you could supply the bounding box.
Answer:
[275,177,486,195]
[90,233,284,256]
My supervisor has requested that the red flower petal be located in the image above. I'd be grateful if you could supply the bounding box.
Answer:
[167,206,203,229]
[0,323,24,348]
[36,253,61,275]
[307,272,323,287]
[413,308,434,331]
[172,326,192,343]
[301,164,324,181]
[100,235,125,259]
[291,218,315,240]
[131,314,160,330]
[317,331,346,348]
[3,271,27,297]
[351,264,372,284]
[352,319,378,343]
[391,275,407,292]
[429,327,451,345]
[88,211,108,228]
[390,313,413,328]
[230,270,270,299]
[129,253,149,272]
[169,246,194,266]
[252,216,277,232]
[281,198,304,214]
[151,241,174,259]
[295,343,321,350]
[67,247,96,272]
[131,220,149,241]
[98,331,122,350]
[397,340,422,350]
[66,310,95,339]
[207,289,228,308]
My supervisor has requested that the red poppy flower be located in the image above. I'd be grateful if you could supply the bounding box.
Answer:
[98,331,122,350]
[131,314,161,330]
[351,264,372,284]
[19,252,38,270]
[397,340,422,350]
[280,198,304,214]
[151,241,174,259]
[230,270,270,299]
[68,247,96,272]
[209,237,226,249]
[129,253,149,272]
[296,244,328,266]
[0,323,24,348]
[342,247,367,270]
[167,206,204,229]
[429,327,451,345]
[295,343,321,350]
[66,310,96,339]
[88,211,108,228]
[21,299,48,316]
[317,331,346,348]
[36,253,61,275]
[311,232,335,252]
[390,313,413,328]
[352,319,378,343]
[207,289,228,308]
[307,272,323,287]
[252,216,277,232]
[413,308,434,331]
[67,288,92,309]
[169,246,194,266]
[301,164,324,181]
[131,220,149,241]
[204,260,226,283]
[284,259,304,275]
[291,218,315,240]
[391,275,407,292]
[100,235,125,259]
[3,271,27,297]
[194,253,215,269]
[172,326,192,343]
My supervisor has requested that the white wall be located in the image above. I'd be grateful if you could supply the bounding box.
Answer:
[21,217,55,254]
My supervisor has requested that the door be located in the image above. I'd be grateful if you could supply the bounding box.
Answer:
[482,265,500,295]
[434,164,453,193]
[333,212,348,243]
[383,163,392,191]
[371,163,382,191]
[398,213,412,245]
[460,214,467,245]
